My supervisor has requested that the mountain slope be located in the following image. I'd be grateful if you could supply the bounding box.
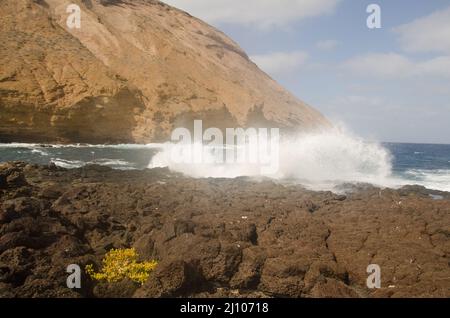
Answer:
[0,0,330,143]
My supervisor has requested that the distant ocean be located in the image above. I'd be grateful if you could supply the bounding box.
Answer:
[0,142,449,192]
[384,142,450,192]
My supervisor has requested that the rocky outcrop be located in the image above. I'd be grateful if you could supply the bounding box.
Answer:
[1,162,449,298]
[0,0,330,143]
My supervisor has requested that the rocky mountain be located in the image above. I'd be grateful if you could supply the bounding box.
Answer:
[0,0,330,143]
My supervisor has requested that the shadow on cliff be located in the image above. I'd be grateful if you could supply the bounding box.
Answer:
[0,87,144,144]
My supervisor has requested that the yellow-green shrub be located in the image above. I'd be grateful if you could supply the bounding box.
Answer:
[86,248,158,285]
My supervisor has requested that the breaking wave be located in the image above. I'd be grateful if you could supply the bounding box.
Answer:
[50,159,85,169]
[149,130,396,191]
[1,131,449,192]
[402,169,450,192]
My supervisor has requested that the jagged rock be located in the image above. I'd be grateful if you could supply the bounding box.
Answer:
[0,162,448,298]
[310,278,360,298]
[134,259,205,298]
[93,279,138,298]
[133,233,155,260]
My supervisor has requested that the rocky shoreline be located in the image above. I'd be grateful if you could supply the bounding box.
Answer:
[0,162,449,298]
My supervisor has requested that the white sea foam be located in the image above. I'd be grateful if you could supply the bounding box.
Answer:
[0,143,163,149]
[93,159,137,170]
[50,158,138,170]
[1,135,449,192]
[50,159,85,169]
[0,143,41,148]
[94,159,133,166]
[402,169,450,192]
[149,142,268,178]
[31,149,49,156]
[148,129,398,191]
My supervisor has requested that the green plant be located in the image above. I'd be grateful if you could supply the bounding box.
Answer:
[86,248,158,285]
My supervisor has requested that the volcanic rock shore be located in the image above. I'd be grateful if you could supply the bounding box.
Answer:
[0,161,449,298]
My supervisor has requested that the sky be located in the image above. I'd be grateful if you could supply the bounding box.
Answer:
[162,0,450,144]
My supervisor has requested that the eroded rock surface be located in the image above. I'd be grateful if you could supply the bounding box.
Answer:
[0,0,329,143]
[0,162,449,298]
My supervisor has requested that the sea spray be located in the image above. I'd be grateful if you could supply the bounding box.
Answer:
[276,131,393,189]
[2,137,449,192]
[148,129,394,191]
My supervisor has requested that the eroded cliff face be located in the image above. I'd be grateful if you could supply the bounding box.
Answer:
[0,0,330,143]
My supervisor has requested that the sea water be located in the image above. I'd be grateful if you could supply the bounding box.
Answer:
[0,137,449,192]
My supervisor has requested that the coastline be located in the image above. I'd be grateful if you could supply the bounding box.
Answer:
[0,162,449,298]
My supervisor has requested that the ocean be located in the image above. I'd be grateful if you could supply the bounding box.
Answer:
[0,141,449,192]
[384,142,450,192]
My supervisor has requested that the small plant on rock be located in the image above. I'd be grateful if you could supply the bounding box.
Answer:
[86,248,158,285]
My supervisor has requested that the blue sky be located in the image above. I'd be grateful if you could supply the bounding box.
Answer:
[163,0,450,144]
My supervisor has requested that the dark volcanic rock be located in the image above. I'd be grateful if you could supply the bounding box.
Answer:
[135,260,206,298]
[0,162,449,298]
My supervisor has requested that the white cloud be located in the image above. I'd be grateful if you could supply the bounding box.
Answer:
[342,53,413,78]
[342,8,450,80]
[316,40,339,50]
[163,0,340,29]
[394,6,450,54]
[417,56,450,77]
[342,53,450,79]
[250,51,309,75]
[336,95,384,107]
